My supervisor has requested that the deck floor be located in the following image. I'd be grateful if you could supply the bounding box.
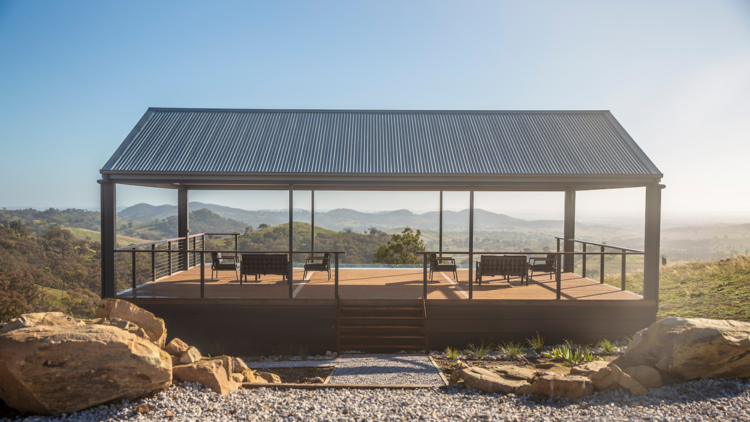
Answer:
[116,267,642,300]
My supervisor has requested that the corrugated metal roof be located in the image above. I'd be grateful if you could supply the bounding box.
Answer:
[102,108,660,175]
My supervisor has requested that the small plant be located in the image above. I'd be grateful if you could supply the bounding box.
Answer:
[527,332,545,354]
[545,340,602,367]
[465,339,493,359]
[205,340,226,358]
[498,341,525,359]
[596,338,618,354]
[296,344,309,361]
[247,350,262,362]
[444,347,460,360]
[271,344,293,360]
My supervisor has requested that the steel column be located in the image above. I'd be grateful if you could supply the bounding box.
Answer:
[178,189,189,271]
[151,244,155,281]
[643,184,663,301]
[100,182,117,298]
[131,249,136,290]
[334,253,339,298]
[423,254,428,299]
[289,184,294,299]
[621,251,627,290]
[468,186,474,299]
[563,190,576,272]
[439,191,443,255]
[200,252,205,299]
[600,245,605,283]
[582,243,587,277]
[311,190,315,253]
[556,254,562,299]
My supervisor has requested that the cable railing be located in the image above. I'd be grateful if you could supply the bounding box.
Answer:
[555,237,645,291]
[115,232,240,294]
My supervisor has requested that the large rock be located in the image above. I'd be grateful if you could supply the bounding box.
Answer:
[241,369,257,383]
[173,360,239,395]
[165,338,189,356]
[448,361,469,385]
[256,372,282,384]
[589,366,618,391]
[516,374,594,399]
[0,312,83,332]
[180,347,201,364]
[458,367,529,394]
[0,318,172,416]
[232,357,249,373]
[570,361,609,377]
[95,299,167,348]
[624,365,663,389]
[625,317,750,380]
[493,365,537,381]
[610,364,647,396]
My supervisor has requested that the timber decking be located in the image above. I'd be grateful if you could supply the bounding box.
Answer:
[116,267,642,301]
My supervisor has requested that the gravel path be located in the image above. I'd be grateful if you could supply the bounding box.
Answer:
[329,354,444,385]
[3,378,748,421]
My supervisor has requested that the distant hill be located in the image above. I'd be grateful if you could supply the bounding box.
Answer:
[118,202,566,232]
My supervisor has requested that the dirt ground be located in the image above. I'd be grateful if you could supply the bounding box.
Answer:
[434,355,621,378]
[252,366,335,384]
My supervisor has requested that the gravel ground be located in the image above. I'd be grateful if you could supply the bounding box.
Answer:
[3,378,748,422]
[246,359,336,369]
[329,354,444,385]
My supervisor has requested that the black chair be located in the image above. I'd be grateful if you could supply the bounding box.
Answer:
[303,253,331,280]
[210,252,239,281]
[240,253,290,284]
[529,253,557,281]
[429,253,458,282]
[476,255,528,285]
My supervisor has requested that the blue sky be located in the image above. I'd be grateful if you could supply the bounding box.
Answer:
[1,1,749,222]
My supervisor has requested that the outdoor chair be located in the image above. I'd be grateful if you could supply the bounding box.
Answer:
[240,253,290,284]
[476,255,528,286]
[429,253,458,282]
[210,252,240,281]
[528,253,557,281]
[303,253,331,280]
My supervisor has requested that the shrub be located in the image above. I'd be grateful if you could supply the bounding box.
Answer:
[444,347,460,360]
[527,332,545,354]
[465,339,493,359]
[545,340,602,367]
[498,341,525,359]
[596,338,618,354]
[296,344,309,360]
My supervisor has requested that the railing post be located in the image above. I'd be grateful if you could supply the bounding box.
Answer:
[556,253,562,300]
[234,234,238,258]
[151,244,155,281]
[468,256,473,299]
[556,238,560,252]
[621,250,627,291]
[200,251,205,299]
[334,253,339,299]
[289,252,293,299]
[132,249,137,291]
[582,243,587,277]
[168,241,173,276]
[422,253,427,299]
[600,245,605,284]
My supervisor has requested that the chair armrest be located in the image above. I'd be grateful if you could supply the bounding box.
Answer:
[529,257,547,263]
[435,257,455,263]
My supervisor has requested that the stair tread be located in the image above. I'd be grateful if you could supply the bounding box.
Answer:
[340,335,425,339]
[339,345,427,349]
[341,307,421,311]
[340,316,423,320]
[340,325,424,329]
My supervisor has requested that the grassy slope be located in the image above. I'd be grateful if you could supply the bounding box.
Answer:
[605,254,750,321]
[61,225,150,247]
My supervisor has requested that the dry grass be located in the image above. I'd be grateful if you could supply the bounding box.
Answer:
[604,254,750,321]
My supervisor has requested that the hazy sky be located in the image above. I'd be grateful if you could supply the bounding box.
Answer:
[1,1,749,223]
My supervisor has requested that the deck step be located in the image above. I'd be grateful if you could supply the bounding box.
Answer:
[341,316,423,320]
[339,345,427,349]
[340,335,425,339]
[340,325,423,329]
[340,306,421,311]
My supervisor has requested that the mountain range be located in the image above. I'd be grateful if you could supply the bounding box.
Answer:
[118,202,563,232]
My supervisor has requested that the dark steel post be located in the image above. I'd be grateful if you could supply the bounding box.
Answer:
[556,253,562,300]
[131,249,136,290]
[200,252,205,299]
[178,189,189,271]
[556,238,560,252]
[439,191,443,256]
[600,245,605,283]
[582,243,587,277]
[168,241,172,276]
[563,190,576,272]
[311,190,315,253]
[468,186,474,299]
[289,184,294,299]
[234,234,238,255]
[334,253,339,299]
[99,181,117,298]
[151,244,155,281]
[621,250,627,291]
[423,254,428,299]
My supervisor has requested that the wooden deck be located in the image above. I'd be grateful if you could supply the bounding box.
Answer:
[117,267,642,301]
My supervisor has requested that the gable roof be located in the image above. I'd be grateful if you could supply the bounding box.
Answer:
[101,108,661,191]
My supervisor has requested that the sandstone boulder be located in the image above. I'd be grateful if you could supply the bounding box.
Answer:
[165,338,189,356]
[589,366,618,391]
[233,357,249,373]
[459,367,529,394]
[625,317,750,380]
[448,361,469,385]
[624,365,663,389]
[1,312,83,332]
[173,360,239,395]
[256,372,282,383]
[610,364,647,396]
[95,299,167,347]
[180,347,202,364]
[0,320,172,415]
[493,365,537,381]
[231,373,244,384]
[516,374,594,399]
[241,369,257,383]
[570,361,609,377]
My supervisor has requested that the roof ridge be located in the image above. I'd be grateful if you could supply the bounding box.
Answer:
[146,107,611,114]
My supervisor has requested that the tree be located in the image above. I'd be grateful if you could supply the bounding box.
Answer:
[373,227,426,265]
[244,226,254,234]
[258,223,269,229]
